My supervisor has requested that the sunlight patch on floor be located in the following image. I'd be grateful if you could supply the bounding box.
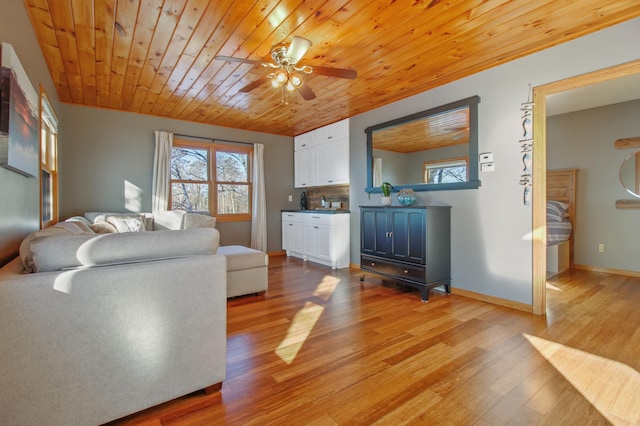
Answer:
[275,275,341,364]
[313,275,341,301]
[545,282,562,292]
[524,333,640,425]
[275,302,324,364]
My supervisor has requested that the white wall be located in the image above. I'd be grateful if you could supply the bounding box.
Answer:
[349,17,640,305]
[548,99,640,272]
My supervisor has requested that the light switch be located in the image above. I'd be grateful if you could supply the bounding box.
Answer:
[479,152,493,163]
[481,162,495,172]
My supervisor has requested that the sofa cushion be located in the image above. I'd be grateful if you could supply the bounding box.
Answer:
[152,210,186,230]
[107,215,145,232]
[184,212,216,229]
[217,245,268,272]
[19,222,93,273]
[29,228,220,272]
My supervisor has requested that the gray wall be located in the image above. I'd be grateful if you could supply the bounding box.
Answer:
[350,17,640,305]
[547,99,640,272]
[59,104,295,252]
[0,0,60,265]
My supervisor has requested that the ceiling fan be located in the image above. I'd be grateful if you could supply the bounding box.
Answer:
[215,36,357,103]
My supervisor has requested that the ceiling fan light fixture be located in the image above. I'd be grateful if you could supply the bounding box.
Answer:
[286,36,312,64]
[290,73,302,88]
[273,70,288,84]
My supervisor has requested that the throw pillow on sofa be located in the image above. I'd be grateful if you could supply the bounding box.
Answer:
[107,215,145,232]
[90,222,118,234]
[87,212,154,231]
[184,212,216,229]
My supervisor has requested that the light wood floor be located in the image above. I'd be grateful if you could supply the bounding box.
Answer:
[109,257,640,425]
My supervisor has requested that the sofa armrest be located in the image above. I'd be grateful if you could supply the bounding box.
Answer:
[0,254,227,425]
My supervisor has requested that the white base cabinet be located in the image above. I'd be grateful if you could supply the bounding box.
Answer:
[282,212,304,255]
[282,212,350,269]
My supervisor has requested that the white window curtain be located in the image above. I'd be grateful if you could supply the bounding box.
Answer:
[373,157,383,187]
[152,130,173,212]
[251,143,267,252]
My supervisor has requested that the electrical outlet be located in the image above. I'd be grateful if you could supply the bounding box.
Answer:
[288,195,293,202]
[598,244,604,253]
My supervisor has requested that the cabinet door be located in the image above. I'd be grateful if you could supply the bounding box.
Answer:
[294,150,308,188]
[316,138,349,186]
[294,147,318,188]
[329,137,349,185]
[282,221,292,250]
[304,220,332,261]
[282,213,304,253]
[291,221,304,253]
[389,209,426,264]
[316,142,333,186]
[361,208,389,257]
[303,223,317,256]
[317,118,348,142]
[294,131,317,150]
[315,225,332,261]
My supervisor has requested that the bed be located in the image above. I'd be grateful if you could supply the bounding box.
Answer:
[546,169,577,274]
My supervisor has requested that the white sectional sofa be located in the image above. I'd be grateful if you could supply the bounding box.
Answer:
[0,210,269,424]
[83,210,269,298]
[0,223,227,425]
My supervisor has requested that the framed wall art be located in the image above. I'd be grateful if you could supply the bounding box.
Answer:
[0,42,38,177]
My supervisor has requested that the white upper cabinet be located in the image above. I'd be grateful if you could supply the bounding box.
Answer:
[294,130,317,151]
[315,118,348,142]
[294,118,349,188]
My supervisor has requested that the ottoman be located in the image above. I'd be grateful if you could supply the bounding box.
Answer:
[218,245,269,298]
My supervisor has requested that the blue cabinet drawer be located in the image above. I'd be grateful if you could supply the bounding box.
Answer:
[361,255,426,284]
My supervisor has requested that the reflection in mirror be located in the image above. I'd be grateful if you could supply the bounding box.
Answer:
[366,96,480,192]
[619,150,640,198]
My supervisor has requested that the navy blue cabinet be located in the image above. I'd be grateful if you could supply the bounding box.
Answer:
[360,206,451,301]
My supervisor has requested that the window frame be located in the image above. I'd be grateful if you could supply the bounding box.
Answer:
[39,89,58,228]
[423,156,469,184]
[170,139,253,222]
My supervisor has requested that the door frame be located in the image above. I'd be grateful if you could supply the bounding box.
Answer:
[531,59,640,315]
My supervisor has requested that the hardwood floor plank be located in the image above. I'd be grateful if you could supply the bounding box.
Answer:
[107,258,640,425]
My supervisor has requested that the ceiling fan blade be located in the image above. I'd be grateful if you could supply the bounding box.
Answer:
[286,36,312,64]
[311,65,357,79]
[297,83,316,100]
[214,55,266,66]
[239,76,270,93]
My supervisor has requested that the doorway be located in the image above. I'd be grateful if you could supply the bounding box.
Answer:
[531,59,640,315]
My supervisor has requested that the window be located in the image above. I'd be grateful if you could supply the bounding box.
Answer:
[40,91,58,227]
[170,139,252,222]
[424,157,468,184]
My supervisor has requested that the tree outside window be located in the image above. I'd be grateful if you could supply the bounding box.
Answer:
[424,157,469,184]
[170,139,252,222]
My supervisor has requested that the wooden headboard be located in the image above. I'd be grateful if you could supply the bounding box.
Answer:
[547,168,577,267]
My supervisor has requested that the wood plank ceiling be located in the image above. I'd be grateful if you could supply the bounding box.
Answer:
[24,0,640,137]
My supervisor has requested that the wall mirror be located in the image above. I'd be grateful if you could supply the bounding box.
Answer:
[619,149,640,198]
[365,96,481,192]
